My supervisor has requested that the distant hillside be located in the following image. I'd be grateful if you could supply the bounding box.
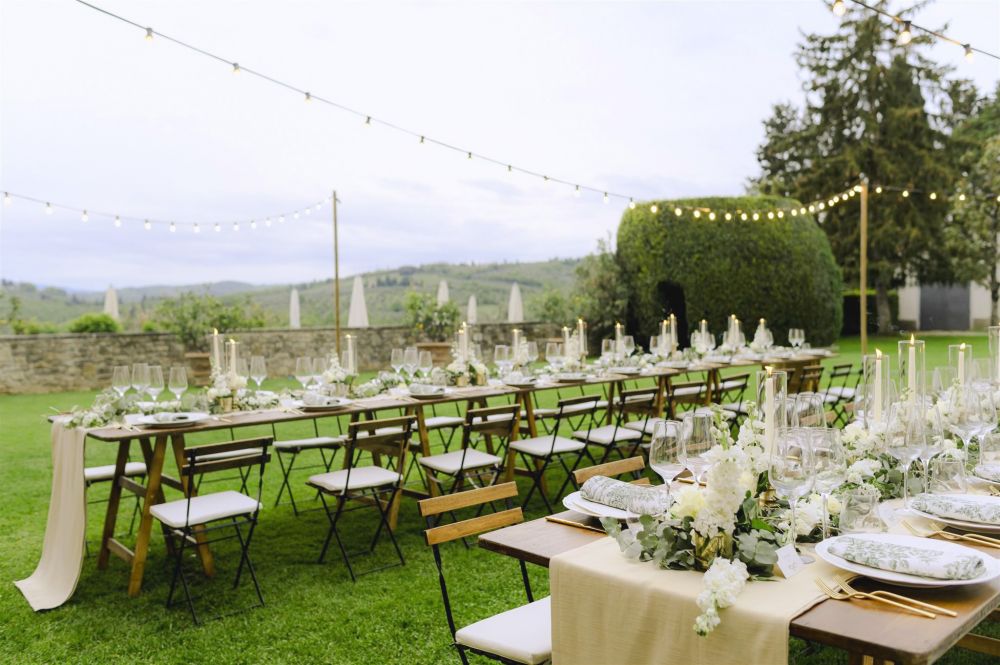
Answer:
[0,258,581,331]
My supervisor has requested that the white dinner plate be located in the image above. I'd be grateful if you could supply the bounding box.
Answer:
[610,367,641,375]
[300,397,353,412]
[909,494,1000,535]
[815,533,1000,588]
[561,491,629,520]
[135,412,210,429]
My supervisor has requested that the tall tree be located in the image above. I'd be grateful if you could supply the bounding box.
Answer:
[753,1,976,332]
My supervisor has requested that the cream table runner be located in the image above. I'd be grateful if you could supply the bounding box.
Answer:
[14,420,86,611]
[550,538,837,665]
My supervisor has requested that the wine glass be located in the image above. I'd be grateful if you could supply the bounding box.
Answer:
[678,411,714,483]
[600,339,614,367]
[545,342,564,371]
[418,350,433,378]
[526,341,539,366]
[769,427,815,562]
[793,392,827,428]
[111,365,131,398]
[312,357,328,387]
[947,386,987,465]
[648,420,684,484]
[147,365,164,401]
[623,335,635,358]
[625,490,673,536]
[294,357,313,390]
[403,346,419,381]
[167,366,188,402]
[811,428,846,539]
[493,345,512,377]
[649,335,660,355]
[390,348,404,376]
[250,355,267,388]
[919,403,945,493]
[886,403,924,509]
[933,367,956,396]
[236,357,250,380]
[131,363,149,395]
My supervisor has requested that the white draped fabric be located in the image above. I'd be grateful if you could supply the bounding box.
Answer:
[467,295,478,324]
[507,283,523,323]
[102,286,119,321]
[436,280,450,305]
[348,276,369,328]
[289,288,301,329]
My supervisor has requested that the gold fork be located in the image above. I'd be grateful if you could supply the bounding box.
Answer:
[902,520,1000,549]
[836,576,957,617]
[815,579,937,618]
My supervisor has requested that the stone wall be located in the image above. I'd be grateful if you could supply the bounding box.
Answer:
[0,322,561,394]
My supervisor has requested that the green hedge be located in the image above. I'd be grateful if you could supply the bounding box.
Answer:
[616,195,843,345]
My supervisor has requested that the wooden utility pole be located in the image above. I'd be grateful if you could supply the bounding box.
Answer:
[333,190,341,358]
[859,180,869,356]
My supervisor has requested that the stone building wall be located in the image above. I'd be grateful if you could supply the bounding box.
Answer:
[0,323,561,394]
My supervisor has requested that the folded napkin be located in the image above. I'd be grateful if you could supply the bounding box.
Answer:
[828,535,985,580]
[911,493,1000,526]
[580,475,666,512]
[974,464,1000,483]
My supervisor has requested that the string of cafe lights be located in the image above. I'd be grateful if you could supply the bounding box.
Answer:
[832,0,1000,62]
[0,190,331,233]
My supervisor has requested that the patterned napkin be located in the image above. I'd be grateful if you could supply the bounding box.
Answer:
[580,475,666,512]
[974,464,1000,483]
[828,535,986,580]
[911,493,1000,526]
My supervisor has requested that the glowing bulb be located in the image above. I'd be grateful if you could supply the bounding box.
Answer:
[799,207,806,214]
[674,207,683,217]
[365,116,372,126]
[996,194,1000,203]
[790,208,798,217]
[544,176,550,185]
[650,204,658,213]
[848,189,856,197]
[507,165,513,173]
[724,212,732,221]
[278,215,285,224]
[81,210,88,222]
[250,220,257,230]
[818,202,826,210]
[752,212,760,221]
[467,151,473,160]
[214,223,221,233]
[767,211,775,219]
[420,136,425,144]
[709,211,717,221]
[740,213,748,221]
[144,219,151,231]
[603,192,609,204]
[114,216,122,228]
[902,189,909,198]
[2,192,10,205]
[959,193,966,201]
[875,186,883,194]
[169,222,176,233]
[628,199,636,210]
[777,210,784,218]
[964,44,974,62]
[305,92,312,102]
[305,206,312,215]
[832,0,846,17]
[293,211,300,219]
[929,192,937,200]
[45,202,53,214]
[897,21,912,46]
[233,221,240,232]
[233,62,240,74]
[574,185,581,198]
[693,210,701,219]
[808,205,816,213]
[194,223,200,234]
[145,27,153,41]
[265,217,272,227]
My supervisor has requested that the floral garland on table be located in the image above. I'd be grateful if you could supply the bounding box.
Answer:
[445,349,489,386]
[63,391,183,429]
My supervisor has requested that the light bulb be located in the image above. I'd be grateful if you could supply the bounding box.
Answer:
[81,210,88,222]
[897,21,912,46]
[808,205,816,213]
[250,220,257,230]
[420,136,426,144]
[214,223,221,233]
[2,192,10,205]
[902,189,910,198]
[709,211,717,221]
[724,212,733,221]
[777,210,784,218]
[752,212,760,221]
[603,192,609,204]
[144,219,151,231]
[305,206,312,215]
[145,27,153,41]
[740,212,748,221]
[996,194,1000,203]
[45,202,53,214]
[628,199,635,210]
[693,210,701,219]
[964,45,974,62]
[305,92,312,102]
[848,189,856,197]
[832,0,846,17]
[265,217,272,227]
[233,62,240,74]
[114,216,122,228]
[674,207,683,217]
[767,211,775,219]
[790,209,798,217]
[169,222,176,233]
[194,223,200,234]
[279,215,285,224]
[365,116,372,126]
[650,204,658,213]
[818,202,826,210]
[799,207,806,215]
[929,192,937,200]
[875,185,883,194]
[293,211,300,219]
[959,193,966,201]
[233,221,240,232]
[507,165,513,173]
[467,151,473,160]
[574,185,581,198]
[544,176,550,185]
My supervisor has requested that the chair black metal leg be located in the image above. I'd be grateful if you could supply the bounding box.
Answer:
[273,449,300,513]
[374,487,406,568]
[233,519,264,607]
[317,493,338,564]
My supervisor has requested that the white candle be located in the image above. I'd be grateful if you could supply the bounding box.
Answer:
[615,322,623,358]
[907,335,916,398]
[212,328,221,370]
[873,349,883,424]
[562,326,570,350]
[669,314,677,353]
[512,328,521,360]
[577,318,587,358]
[458,323,468,362]
[228,339,238,375]
[764,367,776,456]
[958,343,966,385]
[346,334,355,374]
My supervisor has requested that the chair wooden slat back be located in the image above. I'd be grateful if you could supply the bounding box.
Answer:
[466,404,520,437]
[573,456,645,485]
[617,387,659,419]
[419,481,519,517]
[348,415,415,458]
[184,438,273,476]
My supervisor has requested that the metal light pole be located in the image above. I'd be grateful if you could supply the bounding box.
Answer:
[859,180,869,356]
[332,190,341,358]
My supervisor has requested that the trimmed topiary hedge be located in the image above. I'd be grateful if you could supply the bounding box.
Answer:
[616,195,843,346]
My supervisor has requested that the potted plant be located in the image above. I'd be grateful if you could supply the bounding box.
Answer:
[405,292,460,365]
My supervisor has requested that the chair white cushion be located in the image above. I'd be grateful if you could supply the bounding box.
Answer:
[719,378,746,390]
[273,436,343,451]
[455,596,552,665]
[672,385,704,397]
[623,418,666,436]
[150,490,260,528]
[197,448,261,462]
[419,449,502,474]
[424,416,464,429]
[510,435,585,457]
[308,466,401,493]
[572,425,642,446]
[85,462,147,483]
[826,386,856,399]
[533,400,606,418]
[720,402,748,415]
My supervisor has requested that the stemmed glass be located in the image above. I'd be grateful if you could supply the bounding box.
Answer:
[919,404,945,493]
[236,357,251,380]
[131,363,149,396]
[973,385,997,467]
[403,346,419,382]
[649,420,684,484]
[390,348,404,377]
[418,350,433,378]
[526,341,539,368]
[622,335,635,358]
[493,345,512,377]
[250,355,267,388]
[886,403,924,509]
[167,366,188,402]
[312,357,328,388]
[111,365,131,398]
[147,365,164,402]
[947,386,987,465]
[625,490,673,536]
[678,411,714,483]
[769,427,815,562]
[546,342,564,372]
[811,429,846,539]
[793,392,827,428]
[294,357,313,390]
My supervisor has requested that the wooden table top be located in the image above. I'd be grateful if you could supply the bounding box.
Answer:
[479,512,1000,665]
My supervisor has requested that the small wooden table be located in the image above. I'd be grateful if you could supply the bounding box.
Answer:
[479,512,1000,665]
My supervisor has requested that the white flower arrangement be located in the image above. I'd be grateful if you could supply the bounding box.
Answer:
[321,353,353,385]
[694,558,749,636]
[65,391,126,429]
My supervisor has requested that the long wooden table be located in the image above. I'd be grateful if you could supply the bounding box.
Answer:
[478,511,1000,665]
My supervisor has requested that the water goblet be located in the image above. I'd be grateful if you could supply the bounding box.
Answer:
[418,350,433,378]
[250,355,267,388]
[167,366,188,401]
[810,429,846,539]
[678,411,714,484]
[147,365,164,401]
[390,348,404,377]
[294,357,313,390]
[131,363,149,395]
[769,427,815,562]
[111,365,131,398]
[648,420,684,483]
[403,346,419,381]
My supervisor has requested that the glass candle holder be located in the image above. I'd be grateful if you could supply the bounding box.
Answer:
[989,326,1000,385]
[948,343,972,386]
[897,337,925,402]
[863,351,891,428]
[755,368,787,455]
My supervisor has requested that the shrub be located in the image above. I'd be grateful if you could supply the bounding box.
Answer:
[68,313,122,333]
[404,292,460,342]
[616,196,843,345]
[149,293,268,349]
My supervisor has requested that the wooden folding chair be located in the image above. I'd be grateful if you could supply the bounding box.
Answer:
[419,483,551,665]
[420,404,520,495]
[823,363,860,426]
[667,378,710,417]
[573,455,649,486]
[307,415,414,581]
[572,387,657,464]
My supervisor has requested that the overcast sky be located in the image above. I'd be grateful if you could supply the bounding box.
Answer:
[1,0,998,291]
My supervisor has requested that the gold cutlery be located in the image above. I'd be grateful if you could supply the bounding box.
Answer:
[544,516,606,533]
[835,576,957,617]
[815,578,936,618]
[902,520,1000,549]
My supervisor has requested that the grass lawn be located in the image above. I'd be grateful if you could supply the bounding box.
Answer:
[0,335,996,664]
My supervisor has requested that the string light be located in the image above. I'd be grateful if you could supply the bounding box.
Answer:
[3,192,10,205]
[674,207,683,217]
[902,189,910,198]
[250,219,257,230]
[897,21,912,46]
[45,202,53,214]
[777,210,784,218]
[767,211,775,219]
[169,221,176,232]
[81,210,88,222]
[832,0,846,17]
[214,223,221,233]
[304,206,311,215]
[692,210,701,219]
[628,199,635,210]
[929,192,937,200]
[278,215,285,224]
[964,45,974,62]
[875,186,883,194]
[790,208,798,217]
[724,212,732,221]
[193,223,200,233]
[650,204,658,213]
[752,212,760,221]
[143,219,151,230]
[265,217,272,227]
[233,221,240,232]
[364,115,371,126]
[232,62,240,74]
[959,193,966,201]
[603,193,609,204]
[293,211,300,219]
[740,212,748,221]
[574,185,581,198]
[114,216,122,228]
[709,211,717,220]
[144,27,153,41]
